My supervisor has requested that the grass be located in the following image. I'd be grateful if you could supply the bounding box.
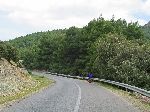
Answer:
[0,74,54,105]
[98,82,150,112]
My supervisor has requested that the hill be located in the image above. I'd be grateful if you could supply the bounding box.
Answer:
[7,17,150,90]
[142,21,150,38]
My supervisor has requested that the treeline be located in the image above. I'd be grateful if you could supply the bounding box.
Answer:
[0,41,18,62]
[8,17,150,90]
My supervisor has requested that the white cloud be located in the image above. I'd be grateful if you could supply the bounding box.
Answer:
[0,0,149,26]
[142,0,150,15]
[0,0,150,40]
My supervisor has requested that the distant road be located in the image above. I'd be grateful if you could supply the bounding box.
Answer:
[0,72,140,112]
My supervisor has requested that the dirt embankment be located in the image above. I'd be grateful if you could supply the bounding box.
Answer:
[0,58,36,97]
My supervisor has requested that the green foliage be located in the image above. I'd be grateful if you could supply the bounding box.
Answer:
[62,27,88,75]
[83,17,143,41]
[0,41,18,62]
[7,16,150,90]
[36,32,65,71]
[92,34,150,90]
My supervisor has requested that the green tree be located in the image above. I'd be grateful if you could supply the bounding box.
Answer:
[0,41,18,62]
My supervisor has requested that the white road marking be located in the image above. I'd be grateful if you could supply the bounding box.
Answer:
[74,83,81,112]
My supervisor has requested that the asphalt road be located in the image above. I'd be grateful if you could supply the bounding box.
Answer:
[0,72,141,112]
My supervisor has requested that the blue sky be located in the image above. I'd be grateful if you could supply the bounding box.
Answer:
[0,0,150,41]
[133,11,150,21]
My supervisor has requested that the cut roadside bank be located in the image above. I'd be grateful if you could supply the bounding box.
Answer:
[0,73,54,109]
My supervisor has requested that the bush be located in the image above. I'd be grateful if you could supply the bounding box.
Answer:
[92,34,150,90]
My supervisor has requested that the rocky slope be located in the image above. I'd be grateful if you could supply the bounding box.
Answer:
[0,58,37,97]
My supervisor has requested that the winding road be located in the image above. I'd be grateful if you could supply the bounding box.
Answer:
[0,72,141,112]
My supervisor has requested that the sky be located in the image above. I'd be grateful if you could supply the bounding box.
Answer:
[0,0,150,41]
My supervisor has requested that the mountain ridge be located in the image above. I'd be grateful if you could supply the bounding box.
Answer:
[144,21,150,27]
[142,21,150,38]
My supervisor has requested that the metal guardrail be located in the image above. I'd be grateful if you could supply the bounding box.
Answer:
[46,72,150,98]
[100,79,150,98]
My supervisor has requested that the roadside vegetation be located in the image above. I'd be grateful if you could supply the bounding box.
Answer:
[6,16,150,90]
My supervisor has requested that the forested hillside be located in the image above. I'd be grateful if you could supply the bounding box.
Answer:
[8,17,150,90]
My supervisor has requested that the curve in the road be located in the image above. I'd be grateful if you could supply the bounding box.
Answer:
[0,72,141,112]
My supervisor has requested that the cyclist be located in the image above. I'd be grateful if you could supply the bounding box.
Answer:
[87,73,93,83]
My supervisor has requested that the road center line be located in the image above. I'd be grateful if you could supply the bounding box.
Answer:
[74,83,81,112]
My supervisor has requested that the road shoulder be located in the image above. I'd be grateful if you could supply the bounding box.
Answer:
[97,82,150,112]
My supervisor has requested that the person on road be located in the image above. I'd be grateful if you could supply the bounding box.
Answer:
[87,73,93,83]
